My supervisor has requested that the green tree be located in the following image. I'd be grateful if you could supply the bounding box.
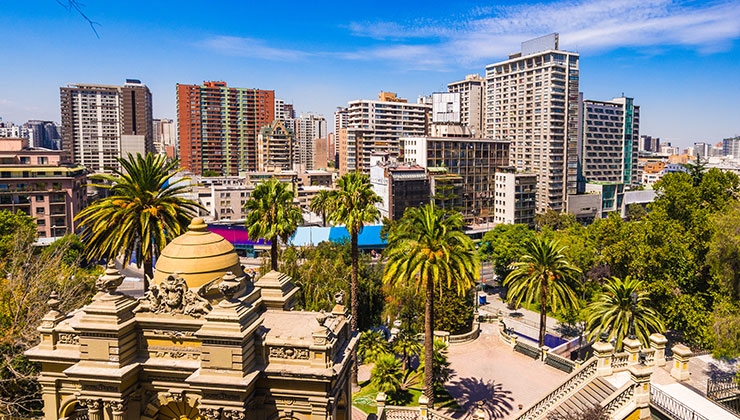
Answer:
[708,202,740,300]
[0,211,35,258]
[626,204,648,222]
[435,283,474,334]
[393,328,421,373]
[76,153,201,286]
[586,276,664,350]
[682,156,707,187]
[479,224,535,279]
[535,210,576,231]
[244,178,303,271]
[383,204,479,405]
[310,189,333,227]
[418,339,452,390]
[326,172,381,382]
[370,353,404,396]
[358,330,390,364]
[504,237,580,346]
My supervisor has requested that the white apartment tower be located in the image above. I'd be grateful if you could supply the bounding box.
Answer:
[295,113,327,170]
[60,80,153,172]
[342,92,430,174]
[485,34,580,213]
[448,74,485,137]
[580,97,640,187]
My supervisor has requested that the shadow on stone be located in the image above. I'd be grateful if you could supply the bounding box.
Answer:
[446,377,514,419]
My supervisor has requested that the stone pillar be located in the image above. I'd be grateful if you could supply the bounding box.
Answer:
[670,344,692,381]
[649,333,668,367]
[106,400,126,420]
[418,395,430,420]
[629,363,653,420]
[79,398,103,420]
[623,337,641,366]
[541,346,550,361]
[472,402,486,420]
[593,340,614,376]
[375,392,386,418]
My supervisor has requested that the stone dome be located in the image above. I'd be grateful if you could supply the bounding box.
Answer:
[153,217,244,289]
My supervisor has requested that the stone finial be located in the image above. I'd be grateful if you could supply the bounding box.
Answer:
[47,291,61,313]
[95,260,125,294]
[472,402,486,420]
[218,271,240,301]
[418,395,430,419]
[376,392,387,417]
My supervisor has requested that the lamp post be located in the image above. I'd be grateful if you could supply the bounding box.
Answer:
[629,291,638,340]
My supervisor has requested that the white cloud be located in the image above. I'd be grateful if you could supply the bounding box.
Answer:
[197,36,313,61]
[200,0,740,68]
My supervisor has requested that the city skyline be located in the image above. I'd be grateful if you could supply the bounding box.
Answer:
[1,0,740,148]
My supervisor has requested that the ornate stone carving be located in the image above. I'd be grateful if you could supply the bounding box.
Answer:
[136,273,218,318]
[218,272,240,300]
[269,346,309,360]
[222,409,246,420]
[148,345,200,360]
[151,329,195,338]
[95,261,125,293]
[104,400,126,412]
[200,407,222,419]
[58,333,80,345]
[83,383,117,393]
[164,390,186,402]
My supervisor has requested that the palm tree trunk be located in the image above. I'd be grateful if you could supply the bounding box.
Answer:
[270,238,279,271]
[322,211,326,227]
[143,258,153,291]
[424,281,435,406]
[539,306,547,347]
[351,229,359,386]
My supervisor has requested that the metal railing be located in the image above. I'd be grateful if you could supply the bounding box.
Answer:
[650,386,709,420]
[707,375,740,416]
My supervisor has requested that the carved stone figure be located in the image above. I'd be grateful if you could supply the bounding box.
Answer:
[136,273,219,318]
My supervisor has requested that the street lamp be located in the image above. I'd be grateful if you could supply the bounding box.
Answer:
[629,291,638,340]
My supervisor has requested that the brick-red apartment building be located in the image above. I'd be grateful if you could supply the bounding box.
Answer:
[176,81,274,175]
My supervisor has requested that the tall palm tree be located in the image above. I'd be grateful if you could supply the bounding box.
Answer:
[76,153,202,288]
[383,204,479,405]
[586,276,664,350]
[326,171,381,383]
[504,237,580,347]
[310,189,332,227]
[243,178,303,271]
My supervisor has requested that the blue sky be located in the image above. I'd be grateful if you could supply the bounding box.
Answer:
[1,0,739,147]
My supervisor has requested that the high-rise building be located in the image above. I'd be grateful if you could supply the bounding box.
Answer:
[579,97,640,187]
[257,119,295,172]
[334,107,348,167]
[448,74,485,136]
[341,92,430,174]
[23,120,61,149]
[639,135,660,153]
[283,103,296,119]
[295,113,327,170]
[176,81,274,175]
[153,118,176,157]
[313,137,330,170]
[694,142,711,159]
[723,137,740,159]
[60,79,153,172]
[485,33,580,212]
[430,92,461,124]
[402,136,509,225]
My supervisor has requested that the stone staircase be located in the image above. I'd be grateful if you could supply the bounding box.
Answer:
[547,377,616,417]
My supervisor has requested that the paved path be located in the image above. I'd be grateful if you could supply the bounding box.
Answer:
[443,323,567,419]
[478,287,567,336]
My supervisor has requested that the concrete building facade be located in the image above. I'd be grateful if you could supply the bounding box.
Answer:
[60,79,154,172]
[485,33,580,213]
[493,169,537,226]
[176,81,275,175]
[0,138,86,238]
[257,120,295,172]
[402,136,509,225]
[295,113,327,170]
[448,73,485,136]
[369,154,430,221]
[153,118,176,157]
[580,97,640,187]
[341,92,430,174]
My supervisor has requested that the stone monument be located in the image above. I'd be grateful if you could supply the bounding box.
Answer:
[26,217,357,420]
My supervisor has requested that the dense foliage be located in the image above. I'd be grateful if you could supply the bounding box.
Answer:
[0,216,99,416]
[480,168,740,354]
